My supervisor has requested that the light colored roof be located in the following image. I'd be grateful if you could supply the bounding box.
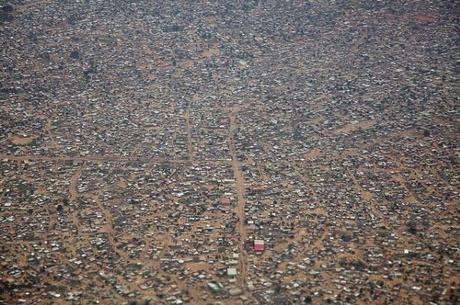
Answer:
[227,267,237,276]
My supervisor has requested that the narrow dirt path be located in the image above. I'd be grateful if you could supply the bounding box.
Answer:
[69,165,81,202]
[0,153,228,164]
[92,193,114,237]
[68,163,83,234]
[184,107,194,161]
[91,192,124,257]
[228,109,248,291]
[45,118,59,149]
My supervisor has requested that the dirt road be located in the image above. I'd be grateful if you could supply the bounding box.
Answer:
[228,109,248,291]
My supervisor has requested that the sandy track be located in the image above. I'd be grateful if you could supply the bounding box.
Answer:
[228,109,248,292]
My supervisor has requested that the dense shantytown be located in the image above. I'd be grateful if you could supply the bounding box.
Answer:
[0,1,459,305]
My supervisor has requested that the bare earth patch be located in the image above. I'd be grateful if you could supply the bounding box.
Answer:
[334,119,375,134]
[10,135,37,145]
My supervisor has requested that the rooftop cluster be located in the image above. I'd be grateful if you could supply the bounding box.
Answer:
[1,1,459,305]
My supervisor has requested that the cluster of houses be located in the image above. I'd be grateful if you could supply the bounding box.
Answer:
[1,1,458,305]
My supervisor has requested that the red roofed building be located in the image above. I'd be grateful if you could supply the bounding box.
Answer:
[254,240,265,252]
[220,197,231,206]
